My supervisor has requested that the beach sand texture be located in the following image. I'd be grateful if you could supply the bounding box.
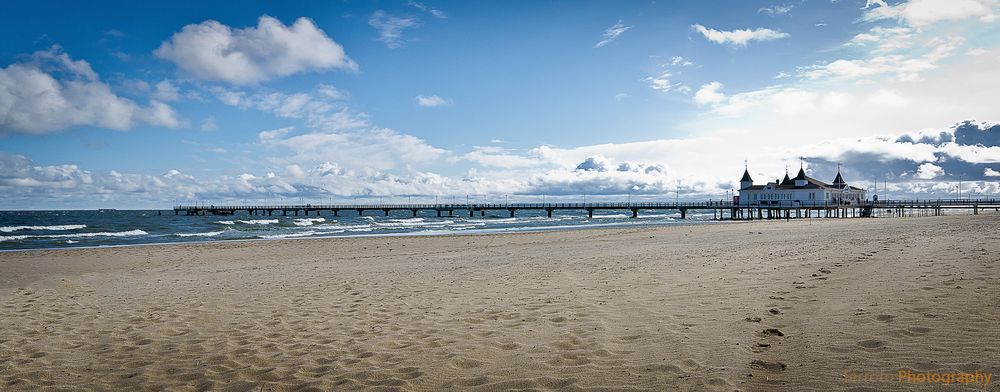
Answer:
[1,214,998,391]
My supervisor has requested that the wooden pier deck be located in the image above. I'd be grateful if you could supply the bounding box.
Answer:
[172,198,1000,220]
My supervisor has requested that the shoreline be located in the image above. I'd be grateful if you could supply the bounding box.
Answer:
[1,214,997,391]
[0,216,722,254]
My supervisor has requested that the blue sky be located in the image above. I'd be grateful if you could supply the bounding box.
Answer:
[2,0,1000,208]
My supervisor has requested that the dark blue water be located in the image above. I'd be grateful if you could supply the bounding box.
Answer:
[0,209,716,251]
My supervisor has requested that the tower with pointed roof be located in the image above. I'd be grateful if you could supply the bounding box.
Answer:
[832,164,846,188]
[740,162,753,190]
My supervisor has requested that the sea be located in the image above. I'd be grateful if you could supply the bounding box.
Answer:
[0,209,719,251]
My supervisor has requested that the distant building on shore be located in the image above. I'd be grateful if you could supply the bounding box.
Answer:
[737,164,866,206]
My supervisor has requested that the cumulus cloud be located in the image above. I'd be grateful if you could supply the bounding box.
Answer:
[691,24,789,46]
[0,153,204,208]
[155,15,356,85]
[914,162,944,179]
[862,0,998,28]
[0,46,180,134]
[594,20,632,48]
[415,95,451,107]
[369,11,419,48]
[693,82,726,105]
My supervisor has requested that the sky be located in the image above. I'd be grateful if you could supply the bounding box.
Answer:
[2,0,1000,209]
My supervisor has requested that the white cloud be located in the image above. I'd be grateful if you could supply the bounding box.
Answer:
[415,94,451,107]
[257,126,295,142]
[200,116,218,131]
[967,47,987,56]
[151,80,180,101]
[594,20,632,48]
[693,82,726,105]
[867,89,910,107]
[369,11,419,49]
[668,56,694,67]
[691,24,789,46]
[758,4,794,15]
[0,46,179,134]
[801,36,963,81]
[155,15,356,85]
[407,0,447,18]
[915,162,944,179]
[259,128,449,172]
[986,168,1000,177]
[212,86,369,132]
[644,72,684,92]
[862,0,998,28]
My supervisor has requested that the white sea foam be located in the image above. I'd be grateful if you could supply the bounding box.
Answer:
[237,219,279,225]
[375,219,454,228]
[216,220,236,225]
[1,224,87,233]
[293,217,326,226]
[259,231,317,239]
[175,229,230,237]
[0,229,148,242]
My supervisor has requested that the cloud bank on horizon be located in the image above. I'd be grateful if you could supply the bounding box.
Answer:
[1,0,1000,208]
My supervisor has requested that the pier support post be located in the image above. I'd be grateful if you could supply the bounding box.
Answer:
[356,209,364,216]
[412,209,419,217]
[384,209,390,216]
[508,209,515,218]
[333,210,339,217]
[680,209,687,219]
[470,209,474,217]
[436,210,441,217]
[632,208,638,218]
[546,209,553,218]
[481,211,485,217]
[587,209,593,218]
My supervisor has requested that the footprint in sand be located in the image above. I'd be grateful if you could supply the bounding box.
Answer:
[450,357,483,369]
[749,359,786,372]
[874,314,894,322]
[856,339,885,350]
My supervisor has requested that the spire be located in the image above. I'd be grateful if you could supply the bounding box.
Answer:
[794,166,807,181]
[833,164,846,186]
[741,168,753,182]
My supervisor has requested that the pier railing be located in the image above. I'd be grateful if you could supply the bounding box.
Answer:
[171,198,1000,220]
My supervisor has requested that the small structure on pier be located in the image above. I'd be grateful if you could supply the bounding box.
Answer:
[737,163,866,206]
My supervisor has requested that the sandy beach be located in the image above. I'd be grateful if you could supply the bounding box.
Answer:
[1,215,997,391]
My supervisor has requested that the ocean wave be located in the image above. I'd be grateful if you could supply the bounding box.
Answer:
[217,219,279,225]
[293,217,326,226]
[0,229,148,242]
[375,219,455,228]
[259,231,317,239]
[1,224,87,233]
[174,229,231,237]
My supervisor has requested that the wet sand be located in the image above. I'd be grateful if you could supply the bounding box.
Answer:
[1,214,998,391]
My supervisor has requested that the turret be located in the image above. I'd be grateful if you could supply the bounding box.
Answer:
[794,167,807,187]
[832,169,846,188]
[740,168,753,190]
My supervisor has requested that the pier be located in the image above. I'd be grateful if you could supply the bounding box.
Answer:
[172,198,1000,220]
